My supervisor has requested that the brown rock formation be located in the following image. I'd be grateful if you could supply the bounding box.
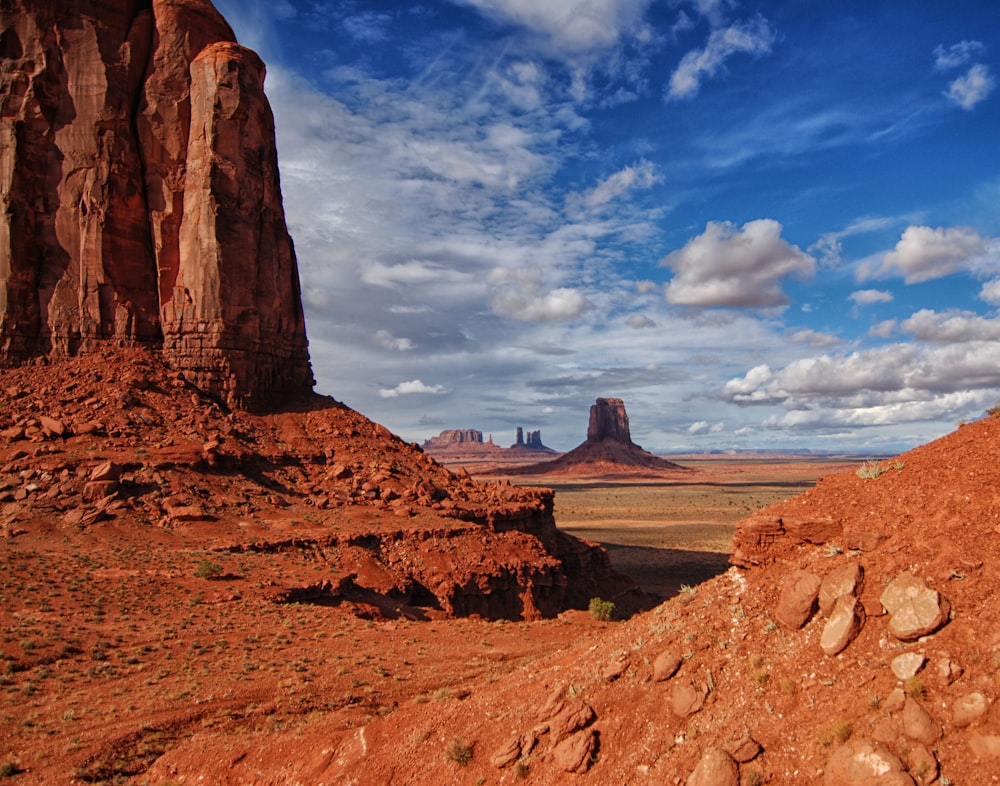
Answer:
[0,0,311,408]
[588,396,631,442]
[506,397,688,477]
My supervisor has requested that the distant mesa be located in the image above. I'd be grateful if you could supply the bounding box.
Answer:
[506,397,689,477]
[423,426,559,469]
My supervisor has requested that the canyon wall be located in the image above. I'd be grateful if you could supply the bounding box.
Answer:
[0,0,312,408]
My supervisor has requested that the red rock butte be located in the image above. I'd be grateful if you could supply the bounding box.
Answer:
[507,397,689,476]
[0,0,312,409]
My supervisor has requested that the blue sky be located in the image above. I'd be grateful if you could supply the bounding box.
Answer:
[214,0,999,453]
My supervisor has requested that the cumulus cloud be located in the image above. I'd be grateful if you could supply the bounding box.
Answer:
[901,309,1000,343]
[934,40,986,71]
[688,419,725,435]
[876,225,989,283]
[850,289,894,305]
[662,219,816,307]
[667,15,776,100]
[945,63,996,110]
[379,380,446,398]
[869,320,897,339]
[489,268,594,321]
[570,160,659,211]
[980,279,1000,305]
[722,338,1000,429]
[375,330,416,351]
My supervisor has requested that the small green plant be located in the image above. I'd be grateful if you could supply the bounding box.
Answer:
[514,760,530,779]
[0,762,20,777]
[446,737,474,767]
[678,584,697,603]
[194,560,223,580]
[588,597,615,621]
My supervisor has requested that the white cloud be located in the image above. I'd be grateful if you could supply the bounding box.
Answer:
[901,309,1000,343]
[375,330,416,351]
[489,268,594,321]
[980,279,1000,305]
[869,320,897,339]
[361,260,476,288]
[379,380,446,398]
[570,160,659,211]
[667,15,776,100]
[934,40,986,71]
[723,339,1000,429]
[625,314,657,329]
[809,217,896,266]
[945,64,996,110]
[687,419,724,435]
[877,225,989,283]
[662,219,816,307]
[850,289,894,305]
[790,329,840,348]
[453,0,654,55]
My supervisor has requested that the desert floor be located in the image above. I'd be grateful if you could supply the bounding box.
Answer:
[515,458,854,599]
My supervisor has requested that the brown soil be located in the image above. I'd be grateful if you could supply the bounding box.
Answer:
[3,348,1000,785]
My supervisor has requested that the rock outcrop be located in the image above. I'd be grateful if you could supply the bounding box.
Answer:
[506,397,689,476]
[424,429,487,448]
[0,0,312,408]
[587,397,632,442]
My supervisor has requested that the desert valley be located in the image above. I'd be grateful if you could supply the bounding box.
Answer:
[3,2,1000,785]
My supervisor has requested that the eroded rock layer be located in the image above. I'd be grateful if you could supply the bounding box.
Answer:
[0,0,311,408]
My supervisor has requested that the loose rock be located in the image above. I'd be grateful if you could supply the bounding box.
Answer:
[652,651,682,682]
[775,569,821,629]
[880,572,949,641]
[823,739,913,786]
[686,747,738,786]
[553,729,596,774]
[820,594,865,655]
[819,561,863,615]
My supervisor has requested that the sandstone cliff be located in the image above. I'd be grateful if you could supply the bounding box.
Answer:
[0,0,311,408]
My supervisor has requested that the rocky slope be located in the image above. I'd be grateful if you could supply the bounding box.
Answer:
[0,0,311,408]
[143,414,1000,784]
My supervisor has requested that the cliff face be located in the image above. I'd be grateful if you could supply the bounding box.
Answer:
[0,0,312,408]
[587,397,632,443]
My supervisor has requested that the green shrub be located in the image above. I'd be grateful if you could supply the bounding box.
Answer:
[194,560,223,580]
[588,597,615,621]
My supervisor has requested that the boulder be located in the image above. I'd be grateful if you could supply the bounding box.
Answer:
[823,740,914,786]
[820,594,865,655]
[686,747,738,786]
[775,569,821,629]
[652,650,683,682]
[952,692,988,727]
[553,729,596,774]
[969,733,1000,760]
[670,680,708,717]
[900,698,941,745]
[819,561,863,615]
[880,573,949,641]
[890,652,925,681]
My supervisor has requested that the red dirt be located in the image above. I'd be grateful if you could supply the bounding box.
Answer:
[3,348,1000,784]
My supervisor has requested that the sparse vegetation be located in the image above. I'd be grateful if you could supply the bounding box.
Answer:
[588,597,616,621]
[904,676,926,698]
[446,737,474,767]
[856,459,905,479]
[194,560,223,579]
